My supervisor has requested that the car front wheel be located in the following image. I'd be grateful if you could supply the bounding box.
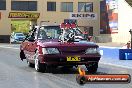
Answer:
[27,61,34,67]
[34,50,47,72]
[35,58,47,72]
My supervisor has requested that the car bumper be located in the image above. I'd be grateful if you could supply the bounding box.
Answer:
[38,54,101,65]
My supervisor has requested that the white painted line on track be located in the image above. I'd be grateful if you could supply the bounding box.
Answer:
[99,46,121,49]
[0,46,19,50]
[100,62,132,70]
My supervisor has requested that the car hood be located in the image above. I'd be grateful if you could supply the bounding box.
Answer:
[37,39,99,54]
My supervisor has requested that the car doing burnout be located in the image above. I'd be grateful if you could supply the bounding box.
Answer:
[20,24,101,73]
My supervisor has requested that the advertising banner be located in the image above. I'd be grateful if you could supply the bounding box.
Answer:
[70,13,97,20]
[8,12,40,19]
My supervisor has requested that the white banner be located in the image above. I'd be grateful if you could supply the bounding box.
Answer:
[70,13,97,20]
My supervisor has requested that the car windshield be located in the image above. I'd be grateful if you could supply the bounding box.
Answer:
[15,33,24,36]
[38,26,61,40]
[37,26,84,40]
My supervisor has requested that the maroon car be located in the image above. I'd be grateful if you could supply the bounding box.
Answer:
[20,25,101,73]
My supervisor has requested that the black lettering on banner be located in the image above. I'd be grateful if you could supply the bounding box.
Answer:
[72,14,76,17]
[71,13,96,19]
[91,14,95,18]
[86,14,90,18]
[77,14,81,17]
[85,14,87,17]
[82,14,85,17]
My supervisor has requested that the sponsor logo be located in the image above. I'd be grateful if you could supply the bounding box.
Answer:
[76,67,131,85]
[70,13,97,20]
[8,12,40,19]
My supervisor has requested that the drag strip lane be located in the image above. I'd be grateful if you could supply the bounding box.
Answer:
[0,44,132,88]
[0,44,132,70]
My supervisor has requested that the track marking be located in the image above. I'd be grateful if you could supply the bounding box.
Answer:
[0,46,19,50]
[100,62,132,70]
[99,46,121,49]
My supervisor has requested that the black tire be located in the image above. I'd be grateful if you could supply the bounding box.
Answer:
[27,61,34,67]
[85,62,98,74]
[35,59,47,72]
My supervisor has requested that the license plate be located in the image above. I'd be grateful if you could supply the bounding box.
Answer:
[67,56,81,61]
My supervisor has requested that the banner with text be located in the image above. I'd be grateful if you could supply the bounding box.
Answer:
[8,12,40,19]
[70,13,97,20]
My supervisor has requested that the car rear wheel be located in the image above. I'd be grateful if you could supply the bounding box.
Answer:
[85,62,98,74]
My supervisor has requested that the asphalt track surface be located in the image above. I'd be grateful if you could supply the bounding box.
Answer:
[0,44,131,88]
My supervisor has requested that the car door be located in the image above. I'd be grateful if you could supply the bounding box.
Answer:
[27,39,37,62]
[21,36,31,59]
[22,37,36,61]
[26,31,38,63]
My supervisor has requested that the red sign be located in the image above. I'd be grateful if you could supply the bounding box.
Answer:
[76,67,131,85]
[60,23,65,29]
[60,23,77,29]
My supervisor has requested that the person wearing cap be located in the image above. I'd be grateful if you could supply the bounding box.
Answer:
[126,41,131,49]
[121,41,131,49]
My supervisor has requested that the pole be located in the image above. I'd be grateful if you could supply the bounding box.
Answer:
[131,32,132,49]
[129,29,132,49]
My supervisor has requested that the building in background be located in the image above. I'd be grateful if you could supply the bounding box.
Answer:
[100,0,118,34]
[0,0,101,43]
[99,0,132,43]
[1,0,132,43]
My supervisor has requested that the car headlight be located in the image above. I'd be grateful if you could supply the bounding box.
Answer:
[85,48,99,54]
[42,48,60,54]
